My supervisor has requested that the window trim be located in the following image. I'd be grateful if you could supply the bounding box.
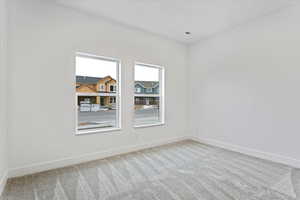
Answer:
[75,52,122,135]
[133,62,165,128]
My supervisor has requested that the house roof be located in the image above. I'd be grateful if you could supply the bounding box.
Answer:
[76,76,102,84]
[77,76,158,89]
[76,76,115,84]
[135,81,159,88]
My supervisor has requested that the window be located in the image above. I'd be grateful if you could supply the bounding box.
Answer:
[110,97,116,104]
[99,84,105,91]
[76,53,120,134]
[110,85,116,92]
[135,87,141,93]
[134,63,165,127]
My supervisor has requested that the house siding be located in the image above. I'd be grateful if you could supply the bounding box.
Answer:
[134,84,159,94]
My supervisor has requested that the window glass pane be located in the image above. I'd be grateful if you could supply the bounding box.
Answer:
[134,64,163,126]
[76,54,119,131]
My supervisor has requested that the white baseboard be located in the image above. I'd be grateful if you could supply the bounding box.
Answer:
[8,136,190,178]
[191,137,300,168]
[0,171,8,197]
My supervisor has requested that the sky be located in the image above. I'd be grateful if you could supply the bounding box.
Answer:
[135,65,159,81]
[76,56,117,79]
[76,56,159,81]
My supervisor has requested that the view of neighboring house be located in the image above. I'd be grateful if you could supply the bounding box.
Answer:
[76,76,117,110]
[76,76,159,111]
[134,81,159,108]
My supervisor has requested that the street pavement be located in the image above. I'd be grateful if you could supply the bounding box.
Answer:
[78,108,160,129]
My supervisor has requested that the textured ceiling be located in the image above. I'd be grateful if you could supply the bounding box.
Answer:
[57,0,295,43]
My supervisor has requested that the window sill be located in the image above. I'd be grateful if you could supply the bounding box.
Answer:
[134,122,165,129]
[76,127,121,136]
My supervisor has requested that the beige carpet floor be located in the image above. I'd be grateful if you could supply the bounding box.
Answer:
[1,140,299,200]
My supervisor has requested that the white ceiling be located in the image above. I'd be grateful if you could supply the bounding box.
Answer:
[56,0,295,44]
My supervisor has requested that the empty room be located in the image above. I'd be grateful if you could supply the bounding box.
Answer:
[1,0,300,199]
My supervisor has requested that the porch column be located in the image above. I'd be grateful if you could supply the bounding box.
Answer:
[96,96,100,105]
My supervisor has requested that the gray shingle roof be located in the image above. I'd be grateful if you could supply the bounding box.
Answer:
[76,76,103,84]
[135,81,159,88]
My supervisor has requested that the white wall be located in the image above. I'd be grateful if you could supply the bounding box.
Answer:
[8,0,188,174]
[189,3,300,164]
[0,0,8,191]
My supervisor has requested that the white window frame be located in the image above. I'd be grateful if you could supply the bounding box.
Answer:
[133,62,165,128]
[75,52,121,135]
